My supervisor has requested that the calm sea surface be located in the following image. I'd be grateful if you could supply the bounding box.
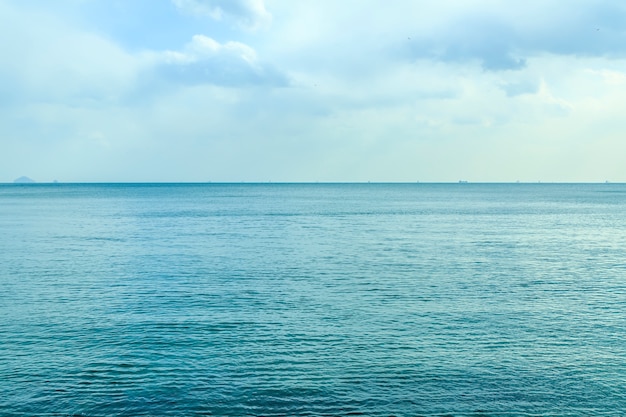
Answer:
[1,183,625,416]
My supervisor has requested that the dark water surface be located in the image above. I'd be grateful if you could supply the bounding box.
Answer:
[1,183,625,416]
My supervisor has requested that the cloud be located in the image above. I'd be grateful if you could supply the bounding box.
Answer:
[401,1,626,71]
[0,1,136,104]
[4,0,626,182]
[149,35,288,87]
[0,0,285,104]
[409,17,527,71]
[501,80,540,97]
[172,0,271,29]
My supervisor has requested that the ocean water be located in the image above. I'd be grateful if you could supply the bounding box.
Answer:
[1,183,625,417]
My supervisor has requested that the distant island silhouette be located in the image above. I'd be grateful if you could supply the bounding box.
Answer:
[13,176,36,183]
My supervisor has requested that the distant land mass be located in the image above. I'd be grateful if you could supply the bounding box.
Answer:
[13,176,36,183]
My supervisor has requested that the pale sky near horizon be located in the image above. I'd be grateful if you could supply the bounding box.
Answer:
[2,0,626,183]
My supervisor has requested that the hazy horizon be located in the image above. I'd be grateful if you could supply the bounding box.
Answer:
[3,178,623,185]
[2,1,626,183]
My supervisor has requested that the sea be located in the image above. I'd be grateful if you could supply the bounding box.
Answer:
[1,183,625,417]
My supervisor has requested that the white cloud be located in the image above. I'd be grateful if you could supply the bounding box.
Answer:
[3,0,626,182]
[0,1,136,103]
[172,0,271,29]
[404,1,626,70]
[149,35,287,87]
[0,0,284,102]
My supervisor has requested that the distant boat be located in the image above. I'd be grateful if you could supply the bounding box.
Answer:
[458,180,468,184]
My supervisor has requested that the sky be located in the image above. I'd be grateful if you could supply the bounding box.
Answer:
[2,0,626,182]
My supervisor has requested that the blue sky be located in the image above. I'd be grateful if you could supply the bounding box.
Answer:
[2,0,626,182]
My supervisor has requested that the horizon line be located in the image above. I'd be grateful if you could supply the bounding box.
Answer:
[2,180,624,185]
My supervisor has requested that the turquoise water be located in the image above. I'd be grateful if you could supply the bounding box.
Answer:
[1,183,625,416]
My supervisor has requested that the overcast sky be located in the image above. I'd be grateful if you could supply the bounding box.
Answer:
[2,0,626,182]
